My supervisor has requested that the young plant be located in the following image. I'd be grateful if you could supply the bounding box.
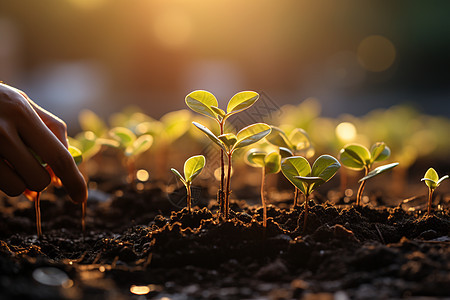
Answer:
[281,155,340,229]
[266,126,313,206]
[193,122,271,219]
[171,155,206,213]
[185,90,259,215]
[421,168,448,214]
[245,149,281,227]
[108,127,153,185]
[339,142,399,206]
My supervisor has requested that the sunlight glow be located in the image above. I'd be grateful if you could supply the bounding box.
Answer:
[130,285,150,295]
[136,169,150,182]
[335,122,357,142]
[152,9,193,49]
[66,0,107,10]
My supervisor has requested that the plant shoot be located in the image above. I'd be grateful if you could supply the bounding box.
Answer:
[421,168,448,214]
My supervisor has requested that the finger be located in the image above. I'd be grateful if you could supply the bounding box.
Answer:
[17,116,87,204]
[0,159,26,196]
[0,130,51,192]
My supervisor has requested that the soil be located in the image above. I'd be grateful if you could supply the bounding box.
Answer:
[0,181,449,300]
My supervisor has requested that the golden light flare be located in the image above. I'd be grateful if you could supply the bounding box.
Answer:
[335,122,357,142]
[152,9,193,49]
[357,35,396,72]
[130,285,150,295]
[136,169,150,182]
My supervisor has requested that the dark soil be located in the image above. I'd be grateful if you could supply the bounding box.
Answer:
[0,183,449,300]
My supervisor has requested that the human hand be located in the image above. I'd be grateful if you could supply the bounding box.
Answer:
[0,83,87,204]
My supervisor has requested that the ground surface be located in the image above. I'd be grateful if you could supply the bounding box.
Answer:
[0,181,449,300]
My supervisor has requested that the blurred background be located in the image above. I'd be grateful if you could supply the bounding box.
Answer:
[1,0,449,132]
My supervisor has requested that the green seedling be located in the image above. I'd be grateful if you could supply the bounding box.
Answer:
[186,90,259,216]
[108,127,153,185]
[281,155,340,229]
[421,168,448,214]
[245,149,281,227]
[193,121,271,219]
[339,142,399,206]
[266,126,313,206]
[171,155,206,213]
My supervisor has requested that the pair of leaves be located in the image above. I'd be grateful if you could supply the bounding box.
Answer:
[281,155,340,195]
[171,155,206,186]
[340,142,390,170]
[186,90,259,122]
[246,149,281,174]
[193,122,271,154]
[422,167,449,190]
[266,126,312,157]
[109,127,153,157]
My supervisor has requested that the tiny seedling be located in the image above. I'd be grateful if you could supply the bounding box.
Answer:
[339,142,399,206]
[266,126,313,206]
[186,90,259,216]
[193,121,271,219]
[245,149,281,227]
[171,155,206,212]
[281,155,340,230]
[421,168,448,214]
[108,127,153,184]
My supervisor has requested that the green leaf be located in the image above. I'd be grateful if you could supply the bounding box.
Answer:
[126,135,153,157]
[264,151,281,174]
[109,127,136,148]
[218,133,237,149]
[266,126,292,149]
[192,122,227,152]
[78,109,108,137]
[160,110,191,141]
[289,128,311,151]
[184,155,206,183]
[245,149,266,168]
[310,155,340,184]
[281,156,311,195]
[437,175,449,186]
[294,176,324,191]
[233,123,271,150]
[226,91,259,116]
[171,168,187,186]
[185,90,219,120]
[97,138,121,148]
[339,144,370,170]
[279,147,294,158]
[71,131,101,161]
[359,162,399,182]
[370,142,390,163]
[68,145,83,165]
[210,106,226,119]
[421,167,439,189]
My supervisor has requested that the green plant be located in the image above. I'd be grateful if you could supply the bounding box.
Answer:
[171,155,206,212]
[281,155,340,229]
[266,126,313,206]
[108,127,153,184]
[339,142,398,205]
[193,121,271,219]
[245,149,281,227]
[421,168,448,214]
[185,90,260,215]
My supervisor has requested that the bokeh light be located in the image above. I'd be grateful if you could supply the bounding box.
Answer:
[357,35,396,72]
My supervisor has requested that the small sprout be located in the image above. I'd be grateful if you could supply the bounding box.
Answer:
[421,168,448,214]
[281,155,340,230]
[245,149,281,227]
[186,90,260,216]
[109,127,153,184]
[171,155,206,212]
[339,142,398,205]
[193,121,271,219]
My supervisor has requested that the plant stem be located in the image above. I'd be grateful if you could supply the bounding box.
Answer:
[82,198,86,234]
[293,188,299,207]
[126,156,136,186]
[35,192,42,239]
[303,193,309,231]
[187,183,192,213]
[224,152,232,220]
[356,166,369,206]
[427,187,434,215]
[217,121,225,217]
[261,168,267,227]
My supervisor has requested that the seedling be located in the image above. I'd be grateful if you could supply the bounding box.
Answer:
[339,142,398,206]
[186,90,259,215]
[281,155,340,229]
[245,149,281,227]
[193,122,271,219]
[421,168,448,214]
[266,126,313,206]
[171,155,206,212]
[108,127,153,184]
